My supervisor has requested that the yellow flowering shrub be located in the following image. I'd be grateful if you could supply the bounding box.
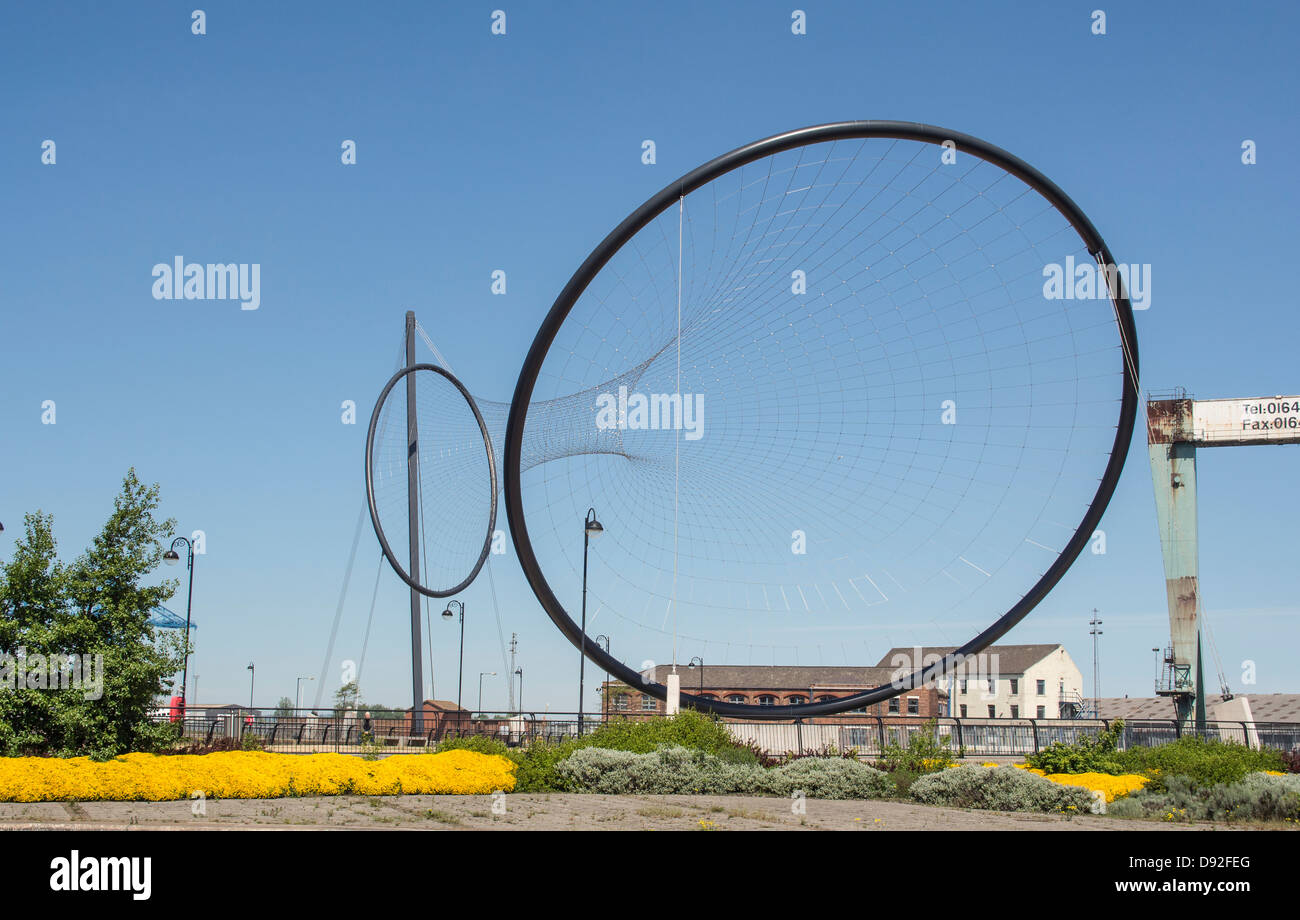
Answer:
[0,750,515,802]
[1010,763,1147,802]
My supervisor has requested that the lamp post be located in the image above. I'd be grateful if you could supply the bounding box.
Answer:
[247,662,255,710]
[687,656,705,694]
[442,600,466,729]
[162,536,197,722]
[579,507,603,737]
[478,671,496,717]
[595,635,611,719]
[296,676,314,712]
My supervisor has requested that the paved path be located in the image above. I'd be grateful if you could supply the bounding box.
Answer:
[0,794,1229,831]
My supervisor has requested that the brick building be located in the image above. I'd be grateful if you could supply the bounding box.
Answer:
[600,664,948,720]
[871,644,1085,720]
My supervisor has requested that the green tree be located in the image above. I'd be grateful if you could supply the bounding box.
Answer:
[0,511,68,753]
[334,681,361,712]
[0,470,185,757]
[274,696,295,719]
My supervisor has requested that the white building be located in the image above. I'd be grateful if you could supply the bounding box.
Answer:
[874,644,1086,719]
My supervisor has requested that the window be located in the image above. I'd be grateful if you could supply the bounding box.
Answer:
[726,695,746,704]
[613,695,629,711]
[888,698,900,713]
[1009,679,1019,695]
[786,695,806,705]
[959,679,967,694]
[987,705,996,718]
[987,679,997,695]
[907,697,919,715]
[1010,705,1019,719]
[757,695,777,706]
[1036,679,1046,695]
[815,695,836,703]
[960,704,968,718]
[698,693,717,701]
[641,695,657,711]
[844,728,872,747]
[1036,705,1046,719]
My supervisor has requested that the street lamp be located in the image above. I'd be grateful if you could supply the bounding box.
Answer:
[163,536,197,723]
[595,635,611,720]
[247,662,255,710]
[296,676,314,711]
[687,656,705,693]
[478,671,496,717]
[442,600,466,728]
[579,507,603,737]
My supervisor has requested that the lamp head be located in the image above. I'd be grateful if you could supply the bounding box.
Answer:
[585,509,604,538]
[163,549,181,566]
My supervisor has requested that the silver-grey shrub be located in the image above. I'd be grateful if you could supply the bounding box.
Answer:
[556,747,893,798]
[557,746,765,795]
[1107,771,1300,822]
[767,757,892,800]
[910,765,1094,813]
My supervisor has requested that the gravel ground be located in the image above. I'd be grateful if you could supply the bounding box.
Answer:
[0,794,1230,831]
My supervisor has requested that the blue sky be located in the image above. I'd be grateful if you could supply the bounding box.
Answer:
[2,1,1297,714]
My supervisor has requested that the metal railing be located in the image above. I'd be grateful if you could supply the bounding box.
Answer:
[151,708,1300,759]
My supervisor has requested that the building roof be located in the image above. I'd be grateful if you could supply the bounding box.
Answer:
[872,645,1066,676]
[631,664,924,693]
[1236,694,1300,723]
[414,699,468,712]
[1096,694,1300,723]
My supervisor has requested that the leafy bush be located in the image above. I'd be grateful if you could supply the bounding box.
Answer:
[1026,721,1285,788]
[877,719,956,775]
[1026,721,1126,775]
[240,732,265,751]
[1279,748,1300,774]
[1108,773,1300,823]
[581,710,758,764]
[1120,737,1284,789]
[767,757,892,800]
[509,740,579,792]
[910,765,1094,813]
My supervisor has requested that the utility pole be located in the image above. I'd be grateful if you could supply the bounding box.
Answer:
[1089,610,1103,714]
[508,633,518,713]
[405,311,424,734]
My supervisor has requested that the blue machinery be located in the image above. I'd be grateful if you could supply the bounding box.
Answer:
[1147,392,1300,728]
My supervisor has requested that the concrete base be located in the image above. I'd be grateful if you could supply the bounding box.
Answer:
[1215,695,1259,748]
